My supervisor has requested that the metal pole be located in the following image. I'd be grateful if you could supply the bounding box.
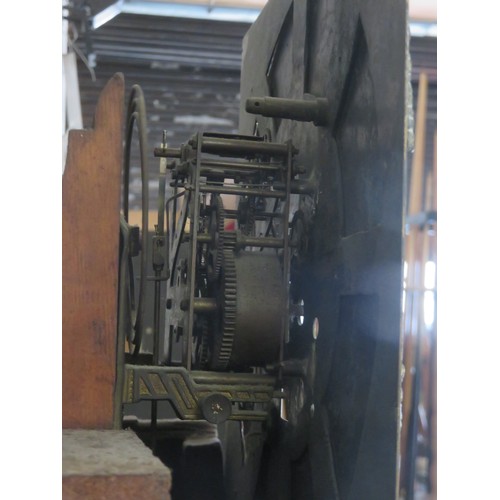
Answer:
[201,136,297,157]
[198,185,286,199]
[246,96,329,126]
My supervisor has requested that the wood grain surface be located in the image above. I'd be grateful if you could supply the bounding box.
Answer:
[62,74,124,429]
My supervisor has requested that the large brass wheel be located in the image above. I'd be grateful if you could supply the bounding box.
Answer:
[118,85,149,359]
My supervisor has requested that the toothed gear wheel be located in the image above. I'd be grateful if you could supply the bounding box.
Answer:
[210,251,283,370]
[195,317,210,369]
[211,248,237,370]
[207,194,225,281]
[238,196,256,235]
[222,230,237,249]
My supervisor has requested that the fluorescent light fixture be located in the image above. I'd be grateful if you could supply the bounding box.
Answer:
[424,290,435,328]
[122,0,261,23]
[409,21,437,37]
[174,115,235,127]
[91,1,436,37]
[92,0,124,30]
[425,261,436,290]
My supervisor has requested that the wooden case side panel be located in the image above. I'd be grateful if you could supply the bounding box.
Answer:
[62,73,124,429]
